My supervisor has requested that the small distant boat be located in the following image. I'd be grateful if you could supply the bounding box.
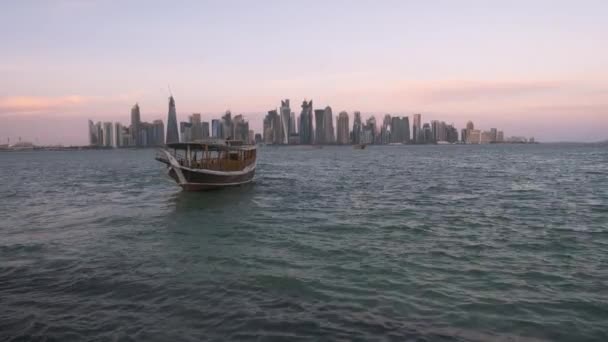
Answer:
[156,139,256,191]
[353,144,367,149]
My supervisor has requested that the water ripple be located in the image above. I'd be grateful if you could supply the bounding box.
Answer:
[0,145,607,341]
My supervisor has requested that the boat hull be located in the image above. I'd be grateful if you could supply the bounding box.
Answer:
[167,166,255,191]
[157,149,256,192]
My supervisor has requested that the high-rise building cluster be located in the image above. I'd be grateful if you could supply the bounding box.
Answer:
[261,98,526,145]
[88,103,164,148]
[261,99,453,145]
[198,110,252,143]
[460,121,508,144]
[175,100,253,143]
[264,99,304,145]
[88,96,530,148]
[89,96,254,148]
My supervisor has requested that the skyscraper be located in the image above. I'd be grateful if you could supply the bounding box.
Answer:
[390,116,412,143]
[314,109,325,144]
[403,116,411,143]
[88,120,99,146]
[365,116,377,144]
[288,111,298,144]
[381,114,391,144]
[299,100,313,144]
[307,101,313,144]
[446,124,458,143]
[431,121,447,143]
[324,106,335,144]
[467,129,481,144]
[131,103,141,147]
[296,114,300,136]
[352,111,362,144]
[222,111,233,139]
[465,121,475,144]
[480,131,493,144]
[152,119,165,146]
[142,122,151,146]
[263,111,274,144]
[114,122,123,147]
[439,122,447,142]
[280,99,290,144]
[289,112,296,135]
[233,114,249,142]
[120,125,131,146]
[263,109,282,144]
[497,131,504,142]
[390,116,400,143]
[95,122,103,146]
[461,128,468,143]
[180,122,192,142]
[202,122,210,138]
[431,120,439,143]
[413,113,422,144]
[190,113,202,141]
[271,109,282,144]
[166,96,179,144]
[490,128,498,142]
[211,119,221,138]
[103,122,113,147]
[337,111,349,145]
[248,130,255,144]
[361,128,372,145]
[422,123,432,144]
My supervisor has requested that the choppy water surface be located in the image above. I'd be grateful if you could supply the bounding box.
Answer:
[1,144,607,341]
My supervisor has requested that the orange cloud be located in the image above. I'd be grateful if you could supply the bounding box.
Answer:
[0,92,143,116]
[0,95,94,114]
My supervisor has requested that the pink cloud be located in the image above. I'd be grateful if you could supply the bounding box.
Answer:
[414,80,566,103]
[0,92,143,116]
[0,95,94,114]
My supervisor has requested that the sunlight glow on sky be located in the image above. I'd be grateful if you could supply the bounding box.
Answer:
[1,0,607,144]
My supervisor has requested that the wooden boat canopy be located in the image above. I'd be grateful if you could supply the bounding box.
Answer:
[157,139,257,173]
[166,139,256,151]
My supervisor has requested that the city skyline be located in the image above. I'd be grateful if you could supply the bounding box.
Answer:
[3,87,605,145]
[83,96,528,150]
[1,1,607,144]
[0,93,593,146]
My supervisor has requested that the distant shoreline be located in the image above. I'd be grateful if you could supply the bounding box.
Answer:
[2,141,607,153]
[0,146,162,152]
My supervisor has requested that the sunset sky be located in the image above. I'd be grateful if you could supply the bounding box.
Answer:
[1,0,607,144]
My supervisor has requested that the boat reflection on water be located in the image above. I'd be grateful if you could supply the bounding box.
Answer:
[168,183,256,213]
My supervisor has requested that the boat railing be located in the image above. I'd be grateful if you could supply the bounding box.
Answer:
[155,150,170,164]
[165,154,254,172]
[157,146,256,172]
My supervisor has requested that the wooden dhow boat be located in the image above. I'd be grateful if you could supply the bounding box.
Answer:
[156,139,256,191]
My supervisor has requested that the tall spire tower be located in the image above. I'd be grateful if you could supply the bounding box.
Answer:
[166,96,179,144]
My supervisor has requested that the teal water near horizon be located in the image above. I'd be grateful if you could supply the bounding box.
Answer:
[1,145,607,341]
